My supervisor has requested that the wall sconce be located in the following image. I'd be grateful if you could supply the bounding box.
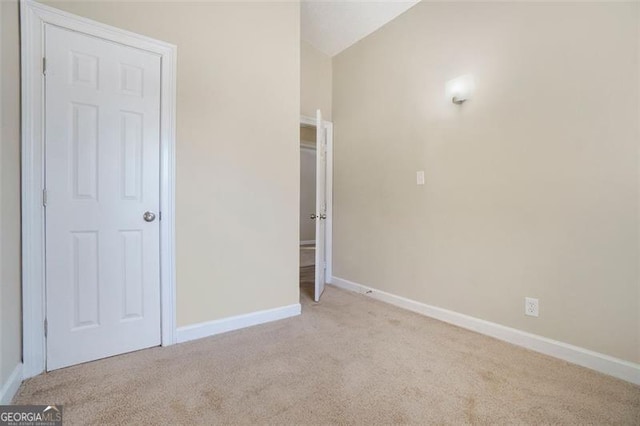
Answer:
[446,74,475,104]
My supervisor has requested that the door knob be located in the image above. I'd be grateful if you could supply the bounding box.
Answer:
[143,211,156,222]
[310,213,317,220]
[319,213,327,220]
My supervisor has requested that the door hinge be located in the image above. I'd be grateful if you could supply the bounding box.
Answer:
[44,318,48,338]
[42,189,48,207]
[42,57,46,75]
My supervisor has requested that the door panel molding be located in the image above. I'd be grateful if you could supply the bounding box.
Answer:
[20,0,177,378]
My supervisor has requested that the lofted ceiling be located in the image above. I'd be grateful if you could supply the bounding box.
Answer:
[301,0,420,57]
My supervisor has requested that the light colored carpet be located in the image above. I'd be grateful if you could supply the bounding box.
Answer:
[14,282,640,424]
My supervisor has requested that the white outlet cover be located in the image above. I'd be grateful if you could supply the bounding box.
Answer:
[416,171,425,185]
[525,297,539,317]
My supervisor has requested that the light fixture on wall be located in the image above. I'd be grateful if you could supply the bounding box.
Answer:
[446,74,475,104]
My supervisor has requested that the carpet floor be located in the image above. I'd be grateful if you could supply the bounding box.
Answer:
[14,277,640,424]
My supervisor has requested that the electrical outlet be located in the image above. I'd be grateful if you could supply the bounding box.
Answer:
[525,297,539,317]
[416,171,425,185]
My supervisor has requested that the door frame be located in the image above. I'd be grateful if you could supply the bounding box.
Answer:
[300,115,333,282]
[20,0,177,378]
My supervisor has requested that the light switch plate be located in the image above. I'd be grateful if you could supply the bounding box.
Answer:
[416,171,425,185]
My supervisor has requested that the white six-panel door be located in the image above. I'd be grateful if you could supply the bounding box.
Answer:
[45,24,162,370]
[314,110,327,302]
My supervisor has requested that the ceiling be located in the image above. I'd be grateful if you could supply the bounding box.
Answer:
[301,0,420,57]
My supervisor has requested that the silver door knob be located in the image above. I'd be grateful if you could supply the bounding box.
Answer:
[310,213,317,220]
[319,213,327,220]
[143,211,156,222]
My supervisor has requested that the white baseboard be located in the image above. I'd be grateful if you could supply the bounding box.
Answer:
[331,276,640,386]
[176,303,301,344]
[300,240,315,246]
[0,363,23,404]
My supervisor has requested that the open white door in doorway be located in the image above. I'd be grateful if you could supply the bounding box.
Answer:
[314,110,327,302]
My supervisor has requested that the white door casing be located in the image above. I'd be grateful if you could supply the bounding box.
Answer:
[21,0,176,378]
[314,110,327,302]
[45,24,162,370]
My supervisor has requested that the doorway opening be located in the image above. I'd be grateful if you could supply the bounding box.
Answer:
[299,113,333,303]
[299,122,317,301]
[20,0,177,378]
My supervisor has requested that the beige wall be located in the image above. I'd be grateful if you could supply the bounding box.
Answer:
[40,1,301,326]
[1,0,3,389]
[1,0,23,393]
[333,2,640,363]
[301,40,332,120]
[300,40,328,242]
